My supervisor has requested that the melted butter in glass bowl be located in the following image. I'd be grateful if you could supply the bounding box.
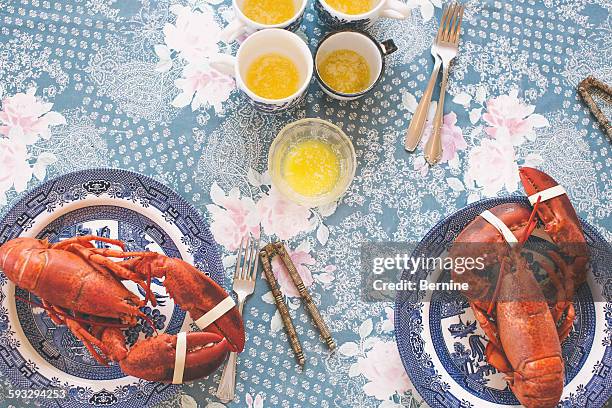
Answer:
[268,118,356,208]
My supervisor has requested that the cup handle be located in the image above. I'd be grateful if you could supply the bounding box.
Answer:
[210,54,237,77]
[219,18,247,44]
[380,0,412,19]
[380,39,398,56]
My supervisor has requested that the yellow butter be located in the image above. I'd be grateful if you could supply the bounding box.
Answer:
[246,53,300,100]
[318,49,371,94]
[243,0,296,25]
[326,0,373,15]
[283,139,341,197]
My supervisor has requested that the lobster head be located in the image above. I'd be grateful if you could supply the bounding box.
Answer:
[0,238,50,287]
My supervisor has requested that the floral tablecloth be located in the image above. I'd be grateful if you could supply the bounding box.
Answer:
[0,0,610,407]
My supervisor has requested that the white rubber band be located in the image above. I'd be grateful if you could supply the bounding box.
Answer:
[172,331,187,384]
[480,210,519,245]
[528,185,566,205]
[194,296,236,330]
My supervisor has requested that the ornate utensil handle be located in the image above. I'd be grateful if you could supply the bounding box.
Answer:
[260,245,306,366]
[424,65,450,165]
[275,243,335,350]
[405,57,442,152]
[215,299,245,403]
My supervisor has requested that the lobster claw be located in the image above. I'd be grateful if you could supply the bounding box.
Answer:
[119,332,230,383]
[125,255,246,352]
[519,167,589,287]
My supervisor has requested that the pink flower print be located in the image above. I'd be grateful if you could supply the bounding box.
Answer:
[356,340,411,400]
[246,392,264,408]
[482,90,549,146]
[0,88,65,145]
[0,140,32,203]
[421,111,467,163]
[256,187,313,240]
[207,184,260,251]
[465,138,520,196]
[173,63,235,113]
[162,6,221,64]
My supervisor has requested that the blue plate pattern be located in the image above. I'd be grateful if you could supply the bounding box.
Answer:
[0,169,225,408]
[394,196,612,408]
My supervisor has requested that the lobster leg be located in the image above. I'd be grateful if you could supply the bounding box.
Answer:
[546,251,576,303]
[41,300,64,326]
[76,248,157,301]
[471,302,513,373]
[485,343,513,374]
[471,302,501,348]
[64,318,110,365]
[556,304,576,342]
[51,235,126,250]
[88,248,155,259]
[541,253,576,342]
[81,249,159,306]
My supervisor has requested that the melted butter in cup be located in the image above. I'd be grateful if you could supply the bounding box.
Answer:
[325,0,374,15]
[245,53,300,100]
[318,49,371,94]
[242,0,296,24]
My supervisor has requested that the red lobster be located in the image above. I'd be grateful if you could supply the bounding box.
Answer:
[0,235,245,383]
[450,167,588,408]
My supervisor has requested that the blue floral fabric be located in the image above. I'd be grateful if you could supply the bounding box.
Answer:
[0,0,610,407]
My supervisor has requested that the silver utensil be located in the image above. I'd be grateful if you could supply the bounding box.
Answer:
[424,2,465,165]
[404,8,449,151]
[215,236,259,403]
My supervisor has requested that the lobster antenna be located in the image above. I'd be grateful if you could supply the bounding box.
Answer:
[487,258,507,315]
[138,310,158,336]
[14,295,131,329]
[145,268,154,306]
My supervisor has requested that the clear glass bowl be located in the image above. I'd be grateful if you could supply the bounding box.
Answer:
[269,118,356,208]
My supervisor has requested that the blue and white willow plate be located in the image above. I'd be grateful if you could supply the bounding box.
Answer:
[0,169,225,408]
[394,196,612,408]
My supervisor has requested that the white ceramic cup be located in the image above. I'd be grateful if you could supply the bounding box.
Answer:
[220,0,308,44]
[315,30,397,101]
[211,29,313,113]
[315,0,411,28]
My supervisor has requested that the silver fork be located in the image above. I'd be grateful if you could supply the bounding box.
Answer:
[216,236,259,403]
[424,2,465,165]
[404,8,448,151]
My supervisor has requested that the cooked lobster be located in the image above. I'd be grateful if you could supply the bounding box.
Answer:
[450,167,588,408]
[0,235,245,383]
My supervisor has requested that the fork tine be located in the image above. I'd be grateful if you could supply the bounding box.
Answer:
[251,238,261,281]
[244,236,254,280]
[445,3,459,42]
[436,4,451,42]
[440,3,452,41]
[441,3,452,42]
[240,236,248,280]
[233,237,244,279]
[452,5,465,44]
